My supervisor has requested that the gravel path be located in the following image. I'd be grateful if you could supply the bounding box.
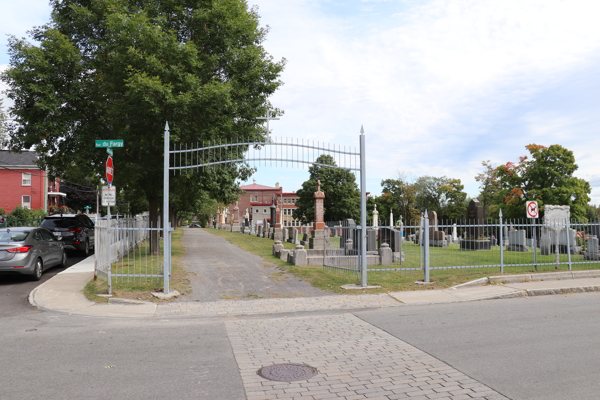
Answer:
[179,228,333,302]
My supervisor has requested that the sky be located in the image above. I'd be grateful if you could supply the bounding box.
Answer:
[2,0,600,206]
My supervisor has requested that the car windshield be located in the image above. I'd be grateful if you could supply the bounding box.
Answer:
[0,231,30,242]
[41,218,77,229]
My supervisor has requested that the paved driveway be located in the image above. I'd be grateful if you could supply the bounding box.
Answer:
[180,228,333,302]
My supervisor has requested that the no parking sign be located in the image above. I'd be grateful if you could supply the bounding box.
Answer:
[526,201,539,219]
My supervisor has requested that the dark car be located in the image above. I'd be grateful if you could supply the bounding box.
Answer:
[189,222,201,228]
[0,227,66,280]
[40,214,95,256]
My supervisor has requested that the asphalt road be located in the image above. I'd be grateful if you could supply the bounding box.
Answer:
[0,252,88,318]
[4,262,600,399]
[357,293,600,400]
[182,228,332,301]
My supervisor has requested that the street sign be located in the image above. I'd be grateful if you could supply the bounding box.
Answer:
[526,201,539,219]
[101,186,116,206]
[106,156,114,185]
[95,140,124,148]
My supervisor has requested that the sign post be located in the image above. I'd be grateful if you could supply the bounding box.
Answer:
[526,201,539,268]
[96,140,123,218]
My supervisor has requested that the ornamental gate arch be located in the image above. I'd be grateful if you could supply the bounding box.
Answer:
[162,122,368,293]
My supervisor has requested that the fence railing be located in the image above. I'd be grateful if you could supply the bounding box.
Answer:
[319,217,600,282]
[94,216,166,294]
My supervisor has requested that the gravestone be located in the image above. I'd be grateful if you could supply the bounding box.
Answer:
[585,237,599,260]
[507,230,528,252]
[540,232,551,255]
[258,225,263,237]
[467,199,484,239]
[309,180,327,250]
[452,223,458,241]
[380,227,401,252]
[292,228,299,244]
[341,219,356,250]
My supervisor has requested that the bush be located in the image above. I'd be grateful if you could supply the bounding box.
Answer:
[5,207,46,227]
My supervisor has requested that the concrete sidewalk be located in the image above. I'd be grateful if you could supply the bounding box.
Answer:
[29,256,600,319]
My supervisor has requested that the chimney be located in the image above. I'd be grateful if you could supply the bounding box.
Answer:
[275,182,280,189]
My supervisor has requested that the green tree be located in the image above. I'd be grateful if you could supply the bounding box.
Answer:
[293,154,361,223]
[413,176,468,220]
[2,0,285,234]
[474,160,502,217]
[379,176,420,224]
[490,144,591,220]
[0,98,6,145]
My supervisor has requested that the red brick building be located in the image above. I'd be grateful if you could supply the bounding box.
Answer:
[226,180,301,226]
[0,150,64,213]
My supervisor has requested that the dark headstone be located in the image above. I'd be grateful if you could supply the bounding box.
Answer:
[341,219,356,249]
[380,227,401,252]
[467,199,484,239]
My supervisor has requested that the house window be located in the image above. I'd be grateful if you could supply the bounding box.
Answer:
[22,195,31,209]
[22,173,31,186]
[264,209,267,213]
[255,208,259,213]
[251,195,258,202]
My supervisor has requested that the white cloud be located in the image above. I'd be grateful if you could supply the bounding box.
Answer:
[251,0,600,198]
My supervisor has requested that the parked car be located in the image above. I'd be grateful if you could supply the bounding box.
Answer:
[0,227,67,280]
[40,214,95,256]
[189,222,201,228]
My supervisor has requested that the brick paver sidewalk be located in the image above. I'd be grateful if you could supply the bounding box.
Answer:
[226,314,507,400]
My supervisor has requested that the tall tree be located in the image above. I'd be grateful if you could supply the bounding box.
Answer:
[0,98,6,145]
[2,0,285,232]
[491,144,591,220]
[379,176,419,224]
[293,154,360,223]
[413,176,468,220]
[475,160,501,217]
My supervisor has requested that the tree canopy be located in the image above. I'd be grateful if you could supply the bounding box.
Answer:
[479,144,591,220]
[2,0,285,222]
[293,154,360,223]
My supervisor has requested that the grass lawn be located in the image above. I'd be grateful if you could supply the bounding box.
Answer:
[84,228,191,302]
[205,228,600,293]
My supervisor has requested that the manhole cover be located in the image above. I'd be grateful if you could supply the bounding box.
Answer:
[257,363,318,382]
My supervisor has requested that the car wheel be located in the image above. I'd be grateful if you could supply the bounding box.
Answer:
[31,259,43,281]
[83,239,90,256]
[60,251,67,267]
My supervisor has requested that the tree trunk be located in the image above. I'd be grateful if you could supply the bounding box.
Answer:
[148,196,160,255]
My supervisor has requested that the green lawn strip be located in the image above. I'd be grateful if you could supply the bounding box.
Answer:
[205,228,600,293]
[84,228,191,302]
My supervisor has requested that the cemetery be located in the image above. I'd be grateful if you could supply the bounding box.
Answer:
[207,182,600,281]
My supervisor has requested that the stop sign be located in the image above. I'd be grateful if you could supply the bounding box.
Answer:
[106,156,114,185]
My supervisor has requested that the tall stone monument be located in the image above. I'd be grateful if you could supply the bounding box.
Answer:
[231,202,241,232]
[309,180,327,250]
[467,199,484,239]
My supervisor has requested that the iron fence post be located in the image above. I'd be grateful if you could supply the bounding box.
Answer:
[359,127,367,287]
[424,210,430,282]
[499,209,504,273]
[566,218,572,271]
[163,122,171,294]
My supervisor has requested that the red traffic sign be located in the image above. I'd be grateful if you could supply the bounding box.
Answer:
[526,201,538,218]
[105,156,114,185]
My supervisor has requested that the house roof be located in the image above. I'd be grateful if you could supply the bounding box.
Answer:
[240,183,281,191]
[0,150,39,167]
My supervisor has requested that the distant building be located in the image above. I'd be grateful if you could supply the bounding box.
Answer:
[226,180,301,226]
[0,150,64,213]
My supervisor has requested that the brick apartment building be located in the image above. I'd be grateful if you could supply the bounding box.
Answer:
[0,150,64,213]
[226,180,301,226]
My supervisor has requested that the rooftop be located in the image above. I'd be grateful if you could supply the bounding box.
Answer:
[0,150,39,167]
